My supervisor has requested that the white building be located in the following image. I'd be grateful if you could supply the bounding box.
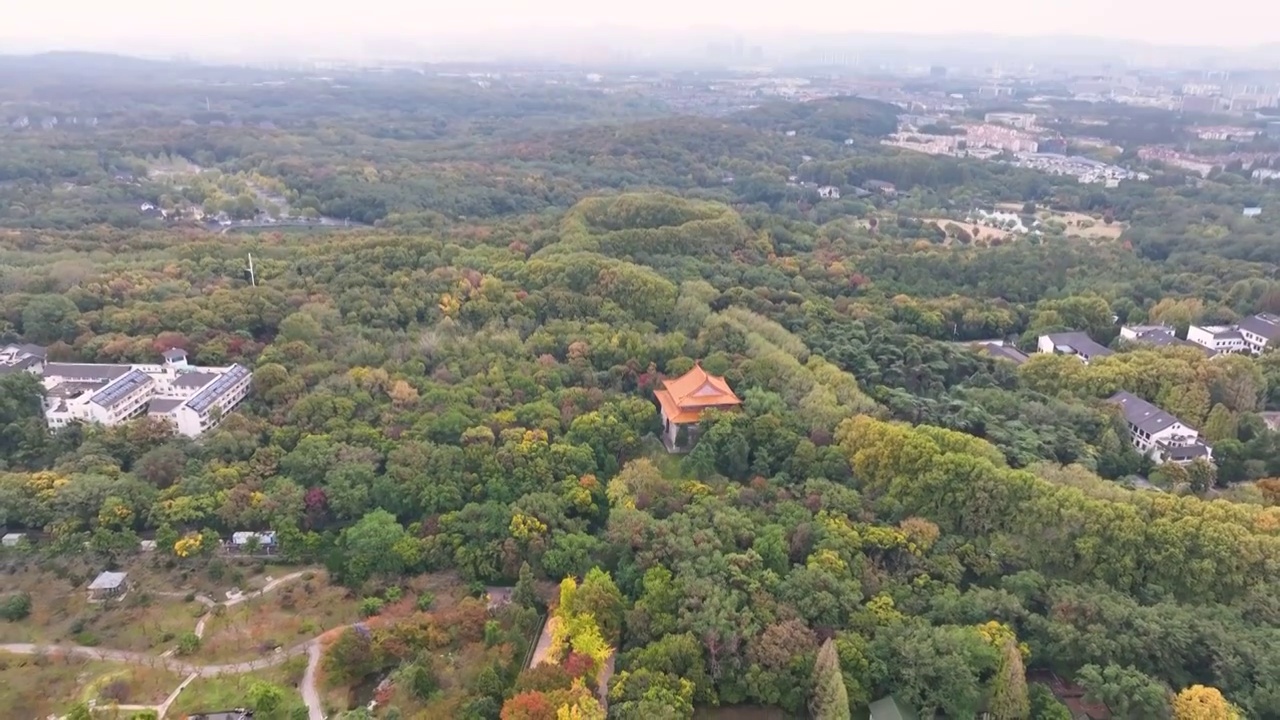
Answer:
[1187,314,1280,355]
[817,185,841,199]
[229,531,278,554]
[1036,331,1113,364]
[1110,391,1213,464]
[0,343,47,375]
[31,348,250,437]
[1187,324,1247,354]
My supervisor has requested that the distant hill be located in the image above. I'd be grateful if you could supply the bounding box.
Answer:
[731,96,899,141]
[0,51,181,74]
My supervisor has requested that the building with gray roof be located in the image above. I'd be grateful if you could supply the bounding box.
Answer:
[1189,313,1280,355]
[34,351,250,437]
[1036,331,1113,364]
[1109,391,1212,465]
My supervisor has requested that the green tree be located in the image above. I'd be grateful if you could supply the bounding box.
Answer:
[989,639,1030,720]
[1029,684,1072,720]
[21,294,80,343]
[1076,664,1171,719]
[810,638,851,720]
[339,509,410,586]
[247,681,287,719]
[513,561,540,610]
[1200,404,1237,444]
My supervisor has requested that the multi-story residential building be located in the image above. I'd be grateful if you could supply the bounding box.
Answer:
[1110,391,1213,464]
[1,344,251,437]
[1037,331,1113,364]
[1186,324,1247,354]
[1187,313,1280,355]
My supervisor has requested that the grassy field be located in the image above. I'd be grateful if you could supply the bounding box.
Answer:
[0,580,203,653]
[168,659,307,718]
[995,203,1126,239]
[0,556,313,654]
[0,651,184,719]
[197,570,360,663]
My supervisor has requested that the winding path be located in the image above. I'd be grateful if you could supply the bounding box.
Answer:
[2,570,329,719]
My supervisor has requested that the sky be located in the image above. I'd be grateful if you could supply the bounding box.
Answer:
[3,0,1279,56]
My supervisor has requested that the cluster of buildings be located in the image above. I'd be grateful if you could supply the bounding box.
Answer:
[983,112,1038,130]
[0,344,250,438]
[1012,153,1146,186]
[1033,329,1215,464]
[1193,125,1259,141]
[1137,146,1280,178]
[1187,313,1280,355]
[885,114,1142,186]
[1023,313,1280,466]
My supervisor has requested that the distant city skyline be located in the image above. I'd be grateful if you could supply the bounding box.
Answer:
[3,0,1280,61]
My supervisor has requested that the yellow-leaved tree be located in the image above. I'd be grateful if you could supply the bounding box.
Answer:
[1171,685,1241,720]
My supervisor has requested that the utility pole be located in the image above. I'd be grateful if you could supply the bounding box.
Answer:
[247,253,257,287]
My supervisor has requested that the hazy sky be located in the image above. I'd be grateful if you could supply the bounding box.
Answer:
[3,0,1280,53]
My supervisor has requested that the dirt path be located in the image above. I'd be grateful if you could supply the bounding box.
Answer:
[4,570,323,718]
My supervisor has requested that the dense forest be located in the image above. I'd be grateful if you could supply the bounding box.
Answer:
[3,54,1280,720]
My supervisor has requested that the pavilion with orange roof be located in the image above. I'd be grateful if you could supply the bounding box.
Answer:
[653,362,742,452]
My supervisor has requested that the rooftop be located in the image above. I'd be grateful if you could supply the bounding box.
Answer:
[1109,391,1187,434]
[185,364,251,414]
[174,371,219,389]
[1044,331,1113,358]
[88,571,127,590]
[654,363,742,424]
[44,363,132,382]
[47,381,109,399]
[148,397,185,414]
[1159,441,1212,460]
[976,343,1029,365]
[1239,313,1280,341]
[162,348,188,360]
[91,369,154,409]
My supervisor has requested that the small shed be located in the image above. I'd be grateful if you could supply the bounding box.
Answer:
[230,531,277,552]
[1,533,25,547]
[868,695,919,720]
[1244,206,1262,217]
[88,571,128,600]
[162,348,189,367]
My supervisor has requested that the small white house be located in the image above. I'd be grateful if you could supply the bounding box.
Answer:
[1243,207,1262,217]
[1,533,26,548]
[230,531,277,553]
[817,186,841,199]
[88,571,128,601]
[1037,331,1113,363]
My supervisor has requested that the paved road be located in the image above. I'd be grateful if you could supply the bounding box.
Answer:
[0,640,312,676]
[302,640,324,720]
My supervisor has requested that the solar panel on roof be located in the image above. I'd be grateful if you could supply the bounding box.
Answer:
[185,364,250,414]
[90,370,153,408]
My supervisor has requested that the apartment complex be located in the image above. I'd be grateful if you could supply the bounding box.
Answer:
[0,344,250,437]
[1187,313,1280,355]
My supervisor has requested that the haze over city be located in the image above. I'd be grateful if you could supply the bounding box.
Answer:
[4,0,1280,63]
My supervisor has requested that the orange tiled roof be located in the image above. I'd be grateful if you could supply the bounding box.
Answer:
[654,363,742,424]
